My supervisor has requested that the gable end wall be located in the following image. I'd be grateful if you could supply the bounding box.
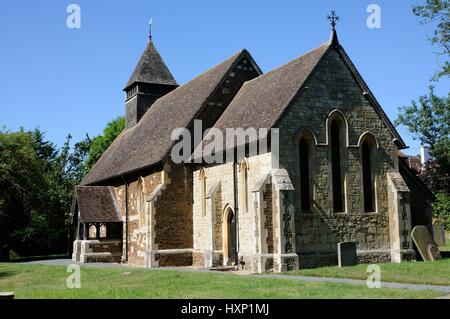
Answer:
[277,48,400,267]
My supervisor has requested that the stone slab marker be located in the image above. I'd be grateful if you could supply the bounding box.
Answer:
[338,242,357,267]
[433,220,446,247]
[0,292,14,299]
[411,225,442,261]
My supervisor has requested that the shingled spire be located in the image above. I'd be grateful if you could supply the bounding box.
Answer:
[124,40,178,129]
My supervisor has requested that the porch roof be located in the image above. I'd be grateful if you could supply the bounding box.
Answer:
[71,186,122,223]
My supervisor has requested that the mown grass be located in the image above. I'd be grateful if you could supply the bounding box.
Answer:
[0,263,443,299]
[285,259,450,286]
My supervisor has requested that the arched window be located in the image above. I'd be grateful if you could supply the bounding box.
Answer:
[99,224,107,238]
[330,119,345,213]
[88,224,97,239]
[239,159,249,213]
[199,168,207,217]
[299,136,312,212]
[361,138,376,212]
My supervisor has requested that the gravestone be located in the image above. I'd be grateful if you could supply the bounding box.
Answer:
[411,225,442,261]
[0,292,14,299]
[433,220,446,247]
[338,242,357,267]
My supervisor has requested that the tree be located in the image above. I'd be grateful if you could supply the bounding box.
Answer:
[40,133,90,249]
[413,0,450,80]
[396,88,450,227]
[405,1,450,228]
[84,116,124,173]
[0,128,45,258]
[0,115,125,259]
[433,192,450,229]
[0,128,90,258]
[396,87,450,165]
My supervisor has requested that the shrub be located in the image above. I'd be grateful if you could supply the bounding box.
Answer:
[433,192,450,230]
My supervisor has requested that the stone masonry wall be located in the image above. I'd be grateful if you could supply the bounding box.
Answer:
[264,184,274,254]
[154,163,193,251]
[115,171,162,266]
[73,239,122,263]
[213,185,223,251]
[193,163,234,255]
[193,153,272,268]
[239,154,272,257]
[114,163,193,267]
[278,48,398,267]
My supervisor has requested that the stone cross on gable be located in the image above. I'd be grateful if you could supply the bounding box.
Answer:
[327,10,340,30]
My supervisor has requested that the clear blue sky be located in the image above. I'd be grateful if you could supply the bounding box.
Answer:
[1,0,448,156]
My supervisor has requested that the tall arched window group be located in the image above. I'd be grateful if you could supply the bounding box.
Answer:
[297,111,377,214]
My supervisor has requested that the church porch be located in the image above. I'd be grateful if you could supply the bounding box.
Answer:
[71,186,124,263]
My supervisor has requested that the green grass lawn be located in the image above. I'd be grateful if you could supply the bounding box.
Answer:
[0,263,443,299]
[285,259,450,286]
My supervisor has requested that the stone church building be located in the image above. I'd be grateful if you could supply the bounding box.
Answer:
[71,26,434,272]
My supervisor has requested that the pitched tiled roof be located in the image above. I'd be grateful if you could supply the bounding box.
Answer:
[196,40,332,157]
[212,41,331,136]
[72,186,122,223]
[399,158,435,201]
[124,41,178,90]
[205,31,405,152]
[82,50,249,185]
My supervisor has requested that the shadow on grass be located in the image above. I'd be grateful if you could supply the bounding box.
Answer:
[7,254,69,263]
[0,270,18,279]
[440,251,450,259]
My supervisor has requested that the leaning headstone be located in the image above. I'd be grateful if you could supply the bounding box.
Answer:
[433,220,446,247]
[0,292,14,299]
[411,225,442,261]
[338,242,357,267]
[9,250,19,260]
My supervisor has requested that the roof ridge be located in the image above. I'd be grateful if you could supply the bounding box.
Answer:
[206,38,333,146]
[81,49,253,185]
[131,49,248,130]
[240,40,331,86]
[182,49,246,84]
[139,49,246,108]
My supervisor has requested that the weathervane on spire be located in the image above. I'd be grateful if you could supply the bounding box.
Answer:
[327,10,340,30]
[148,18,153,41]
